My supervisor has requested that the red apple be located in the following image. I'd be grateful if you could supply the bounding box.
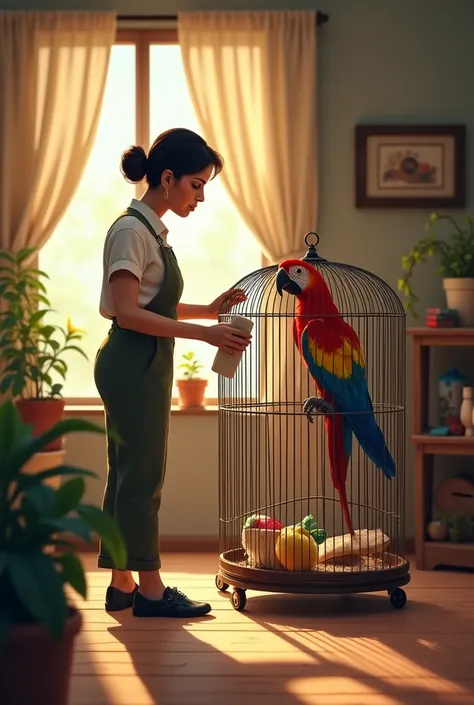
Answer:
[253,517,282,530]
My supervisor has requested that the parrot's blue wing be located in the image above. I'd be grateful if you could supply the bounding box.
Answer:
[301,320,395,479]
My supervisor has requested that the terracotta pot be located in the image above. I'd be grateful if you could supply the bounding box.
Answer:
[16,398,65,451]
[176,378,207,409]
[443,278,474,326]
[1,608,83,705]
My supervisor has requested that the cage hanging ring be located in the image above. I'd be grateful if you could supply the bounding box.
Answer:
[304,232,320,247]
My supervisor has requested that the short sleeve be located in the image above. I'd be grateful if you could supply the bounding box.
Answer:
[105,228,148,282]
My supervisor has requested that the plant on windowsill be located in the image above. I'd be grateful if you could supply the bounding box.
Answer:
[176,350,207,409]
[398,212,474,325]
[0,247,88,450]
[0,399,127,705]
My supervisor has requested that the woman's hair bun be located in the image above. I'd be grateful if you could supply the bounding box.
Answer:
[120,145,147,184]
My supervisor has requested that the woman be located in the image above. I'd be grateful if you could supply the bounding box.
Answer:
[94,128,251,618]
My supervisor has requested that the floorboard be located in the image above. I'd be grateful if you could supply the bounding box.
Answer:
[69,553,474,705]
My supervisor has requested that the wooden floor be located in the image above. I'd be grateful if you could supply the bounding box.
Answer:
[70,553,474,705]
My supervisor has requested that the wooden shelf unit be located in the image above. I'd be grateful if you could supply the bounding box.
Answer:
[408,327,474,571]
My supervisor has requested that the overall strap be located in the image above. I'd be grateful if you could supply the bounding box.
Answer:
[122,206,165,246]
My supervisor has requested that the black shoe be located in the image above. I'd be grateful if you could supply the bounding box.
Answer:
[105,583,139,612]
[132,587,212,618]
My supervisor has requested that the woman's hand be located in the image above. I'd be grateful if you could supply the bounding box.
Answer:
[203,323,251,353]
[207,288,247,318]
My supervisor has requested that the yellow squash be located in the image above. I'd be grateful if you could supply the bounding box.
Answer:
[275,525,318,571]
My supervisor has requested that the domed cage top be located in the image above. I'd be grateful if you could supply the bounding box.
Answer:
[215,232,410,612]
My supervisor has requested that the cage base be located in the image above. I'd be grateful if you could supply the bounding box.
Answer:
[217,548,410,609]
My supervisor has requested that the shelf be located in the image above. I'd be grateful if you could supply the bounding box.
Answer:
[412,434,474,455]
[407,327,474,346]
[423,541,474,571]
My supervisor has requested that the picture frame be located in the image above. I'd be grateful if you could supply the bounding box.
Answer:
[355,124,466,208]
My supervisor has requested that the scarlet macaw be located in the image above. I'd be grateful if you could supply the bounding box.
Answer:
[276,259,396,535]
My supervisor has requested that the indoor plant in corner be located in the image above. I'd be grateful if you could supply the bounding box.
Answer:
[0,399,126,705]
[0,247,88,449]
[176,350,208,409]
[398,212,474,324]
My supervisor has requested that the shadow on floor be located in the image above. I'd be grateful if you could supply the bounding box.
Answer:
[86,584,474,705]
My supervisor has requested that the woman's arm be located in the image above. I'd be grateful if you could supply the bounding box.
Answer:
[177,303,212,320]
[110,271,250,352]
[177,288,246,321]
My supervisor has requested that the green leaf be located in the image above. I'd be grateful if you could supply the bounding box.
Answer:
[52,477,85,516]
[30,309,51,325]
[24,484,56,517]
[39,325,56,339]
[28,267,50,279]
[0,399,31,472]
[12,376,25,397]
[63,344,89,360]
[8,550,68,637]
[0,250,16,262]
[16,247,37,263]
[77,504,127,569]
[17,465,97,492]
[0,374,15,394]
[42,516,93,544]
[11,418,108,470]
[55,553,87,599]
[47,339,60,352]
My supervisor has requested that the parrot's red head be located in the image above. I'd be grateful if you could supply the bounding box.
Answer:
[276,259,337,313]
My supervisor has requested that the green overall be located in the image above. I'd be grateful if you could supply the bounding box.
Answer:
[94,207,183,571]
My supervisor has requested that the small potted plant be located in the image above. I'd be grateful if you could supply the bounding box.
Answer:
[176,351,208,409]
[0,247,88,449]
[398,212,474,324]
[0,399,127,705]
[443,512,474,543]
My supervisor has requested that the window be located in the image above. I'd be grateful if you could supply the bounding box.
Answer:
[40,31,261,402]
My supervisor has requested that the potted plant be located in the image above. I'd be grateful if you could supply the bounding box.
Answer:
[442,512,474,543]
[0,399,126,705]
[176,351,208,409]
[0,247,88,449]
[398,212,474,324]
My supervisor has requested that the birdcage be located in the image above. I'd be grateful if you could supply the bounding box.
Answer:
[214,232,410,612]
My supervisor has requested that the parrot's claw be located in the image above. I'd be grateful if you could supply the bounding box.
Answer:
[302,396,334,422]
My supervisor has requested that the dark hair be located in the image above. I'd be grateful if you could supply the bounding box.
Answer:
[120,128,224,187]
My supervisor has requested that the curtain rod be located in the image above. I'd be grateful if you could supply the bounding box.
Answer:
[118,12,329,27]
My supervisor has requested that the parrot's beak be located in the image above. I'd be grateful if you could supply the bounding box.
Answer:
[276,268,302,296]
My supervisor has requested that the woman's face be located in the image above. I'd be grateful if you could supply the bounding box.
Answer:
[163,164,214,218]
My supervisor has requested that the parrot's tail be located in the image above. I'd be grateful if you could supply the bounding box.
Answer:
[348,392,396,479]
[325,409,354,535]
[337,483,354,537]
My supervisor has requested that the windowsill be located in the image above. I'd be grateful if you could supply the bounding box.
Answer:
[64,404,219,416]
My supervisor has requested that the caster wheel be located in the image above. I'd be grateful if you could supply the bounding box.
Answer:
[231,588,247,612]
[215,575,229,592]
[390,588,407,610]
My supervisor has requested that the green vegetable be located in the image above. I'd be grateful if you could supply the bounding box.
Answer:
[296,514,327,545]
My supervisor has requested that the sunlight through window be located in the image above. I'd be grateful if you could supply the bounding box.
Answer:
[40,40,261,400]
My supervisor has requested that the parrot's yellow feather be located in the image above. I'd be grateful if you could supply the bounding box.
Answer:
[308,336,365,379]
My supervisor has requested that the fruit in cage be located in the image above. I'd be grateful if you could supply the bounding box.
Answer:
[242,515,284,569]
[276,260,397,536]
[243,514,282,531]
[295,514,327,545]
[275,524,318,571]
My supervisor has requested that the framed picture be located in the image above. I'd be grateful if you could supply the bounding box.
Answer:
[355,124,466,208]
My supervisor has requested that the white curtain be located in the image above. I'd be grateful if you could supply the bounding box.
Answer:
[178,10,318,264]
[0,11,116,255]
